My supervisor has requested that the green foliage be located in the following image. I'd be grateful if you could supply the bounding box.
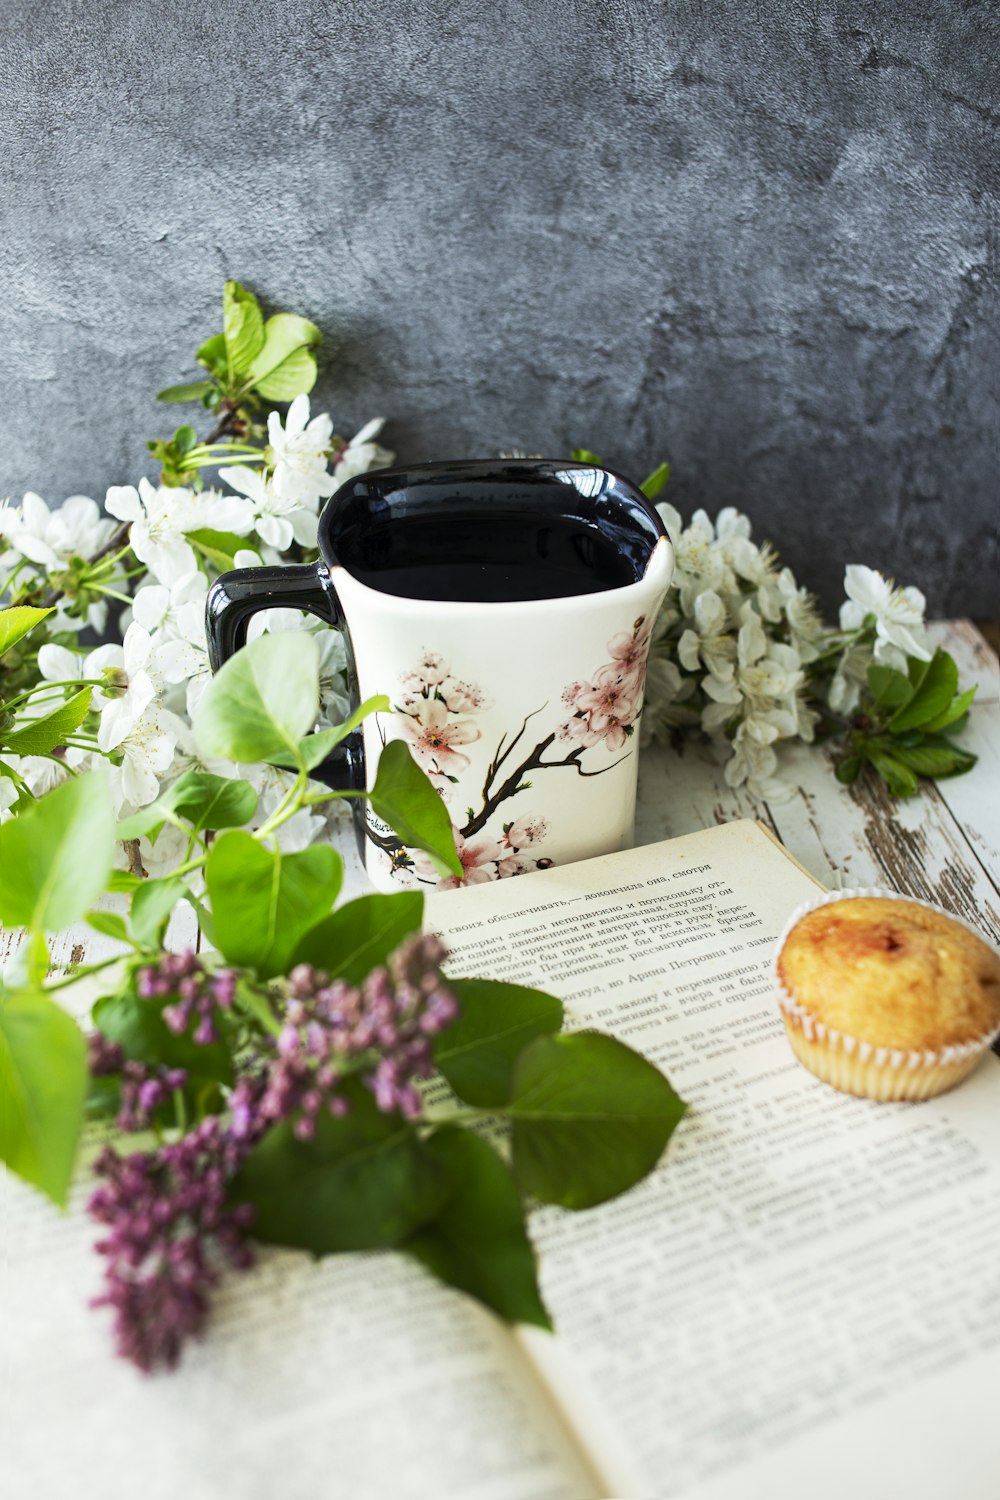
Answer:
[186,528,248,571]
[290,890,424,983]
[834,648,977,796]
[2,687,92,755]
[93,985,233,1086]
[131,877,189,948]
[507,1032,687,1209]
[267,694,390,773]
[435,978,563,1107]
[369,739,463,879]
[193,632,320,764]
[149,282,325,490]
[406,1128,551,1328]
[233,1081,448,1253]
[0,773,115,933]
[223,280,266,378]
[0,989,87,1206]
[640,461,670,500]
[0,605,53,658]
[116,770,258,843]
[206,832,342,979]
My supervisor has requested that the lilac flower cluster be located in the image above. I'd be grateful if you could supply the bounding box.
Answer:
[232,932,459,1139]
[87,933,459,1373]
[88,1117,254,1373]
[137,950,237,1044]
[87,1031,188,1133]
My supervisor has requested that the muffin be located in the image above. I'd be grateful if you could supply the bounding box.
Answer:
[774,890,1000,1101]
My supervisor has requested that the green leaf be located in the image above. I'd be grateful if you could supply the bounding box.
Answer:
[640,461,670,500]
[835,754,861,785]
[93,987,233,1084]
[0,605,53,658]
[233,1081,447,1253]
[507,1033,687,1210]
[193,631,320,764]
[369,740,462,879]
[291,891,424,983]
[406,1128,551,1329]
[434,979,563,1107]
[268,695,390,773]
[3,688,92,755]
[157,380,213,404]
[247,312,322,385]
[187,528,249,571]
[206,831,342,979]
[173,424,197,455]
[922,685,977,734]
[196,332,228,379]
[867,664,912,709]
[889,651,959,733]
[117,771,258,842]
[867,748,920,798]
[223,280,266,378]
[0,989,86,1206]
[570,448,603,464]
[888,738,977,779]
[107,870,142,895]
[131,877,189,948]
[254,346,318,402]
[0,773,114,932]
[84,910,131,943]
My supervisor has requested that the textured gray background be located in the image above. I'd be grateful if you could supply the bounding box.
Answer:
[2,0,998,614]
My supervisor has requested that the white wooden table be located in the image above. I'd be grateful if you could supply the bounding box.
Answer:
[4,620,998,1500]
[14,620,996,979]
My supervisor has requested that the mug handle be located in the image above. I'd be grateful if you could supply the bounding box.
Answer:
[205,562,364,794]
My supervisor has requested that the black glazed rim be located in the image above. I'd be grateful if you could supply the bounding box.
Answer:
[317,457,668,577]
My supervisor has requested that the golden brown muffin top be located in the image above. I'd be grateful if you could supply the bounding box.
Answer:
[776,897,1000,1051]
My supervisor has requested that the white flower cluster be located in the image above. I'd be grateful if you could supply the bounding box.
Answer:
[0,398,392,855]
[642,506,932,802]
[642,504,823,800]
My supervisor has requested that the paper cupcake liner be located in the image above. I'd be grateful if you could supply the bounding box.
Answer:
[771,887,1000,1102]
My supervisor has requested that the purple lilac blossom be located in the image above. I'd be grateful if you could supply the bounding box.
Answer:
[87,932,458,1371]
[136,949,237,1045]
[88,1117,254,1373]
[236,931,459,1137]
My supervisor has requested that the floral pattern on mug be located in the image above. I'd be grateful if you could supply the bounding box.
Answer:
[378,617,653,889]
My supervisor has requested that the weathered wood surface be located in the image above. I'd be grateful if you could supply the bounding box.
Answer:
[3,620,997,982]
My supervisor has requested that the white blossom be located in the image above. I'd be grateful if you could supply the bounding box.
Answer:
[839,565,931,661]
[267,395,338,504]
[97,623,161,752]
[107,708,180,811]
[217,465,319,551]
[105,479,252,584]
[131,571,208,637]
[332,418,395,484]
[0,492,114,571]
[154,599,213,717]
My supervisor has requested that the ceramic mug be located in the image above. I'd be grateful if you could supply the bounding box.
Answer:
[206,459,673,892]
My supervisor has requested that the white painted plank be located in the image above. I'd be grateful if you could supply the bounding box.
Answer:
[766,734,1000,943]
[635,735,776,846]
[931,700,1000,883]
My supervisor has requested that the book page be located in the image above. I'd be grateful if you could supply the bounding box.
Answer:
[429,820,1000,1499]
[3,1162,600,1499]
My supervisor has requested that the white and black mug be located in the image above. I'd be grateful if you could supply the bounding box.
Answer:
[206,459,673,892]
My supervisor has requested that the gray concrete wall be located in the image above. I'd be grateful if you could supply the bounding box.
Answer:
[2,0,997,614]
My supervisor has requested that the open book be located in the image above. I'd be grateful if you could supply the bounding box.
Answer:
[7,820,1000,1499]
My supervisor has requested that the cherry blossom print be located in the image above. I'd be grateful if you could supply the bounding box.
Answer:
[378,631,650,888]
[556,615,651,752]
[398,697,481,776]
